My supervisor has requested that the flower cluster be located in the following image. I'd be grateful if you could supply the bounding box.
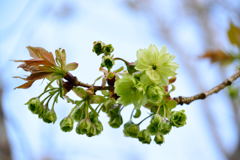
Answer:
[15,41,187,145]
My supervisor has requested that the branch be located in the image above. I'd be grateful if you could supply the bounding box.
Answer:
[174,70,240,105]
[64,72,112,91]
[65,69,240,105]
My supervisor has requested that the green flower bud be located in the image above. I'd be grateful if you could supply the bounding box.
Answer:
[107,105,121,117]
[60,117,74,132]
[103,44,114,55]
[147,114,161,135]
[101,56,114,70]
[89,111,98,123]
[76,119,91,135]
[170,110,187,127]
[123,121,140,138]
[126,62,137,74]
[138,129,151,144]
[154,134,164,145]
[228,86,239,99]
[95,121,103,135]
[37,105,45,119]
[108,115,123,128]
[25,98,43,114]
[72,107,85,121]
[92,41,105,55]
[146,85,164,103]
[159,121,172,135]
[102,98,116,112]
[42,109,57,123]
[133,109,141,118]
[86,124,97,137]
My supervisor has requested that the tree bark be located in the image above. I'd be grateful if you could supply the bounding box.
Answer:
[0,84,12,160]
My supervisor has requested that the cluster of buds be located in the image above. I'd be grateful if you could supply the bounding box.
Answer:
[122,110,186,144]
[92,41,115,70]
[15,41,188,145]
[25,97,57,123]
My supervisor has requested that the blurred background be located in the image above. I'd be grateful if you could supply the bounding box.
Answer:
[0,0,240,160]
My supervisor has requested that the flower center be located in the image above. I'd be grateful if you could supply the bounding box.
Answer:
[152,65,157,70]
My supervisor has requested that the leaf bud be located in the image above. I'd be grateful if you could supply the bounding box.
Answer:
[60,116,74,132]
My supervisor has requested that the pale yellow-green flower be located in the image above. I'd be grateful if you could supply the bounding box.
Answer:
[135,45,178,85]
[114,74,146,108]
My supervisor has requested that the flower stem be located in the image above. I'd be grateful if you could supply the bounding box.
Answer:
[137,114,154,125]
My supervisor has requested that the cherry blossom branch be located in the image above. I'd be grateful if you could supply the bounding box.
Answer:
[64,72,112,91]
[65,69,240,105]
[174,69,240,105]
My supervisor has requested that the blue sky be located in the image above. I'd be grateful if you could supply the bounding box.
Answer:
[0,0,237,160]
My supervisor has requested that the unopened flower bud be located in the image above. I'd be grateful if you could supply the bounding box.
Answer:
[146,85,164,103]
[134,109,141,118]
[92,41,105,55]
[228,86,239,99]
[89,112,100,124]
[60,117,74,132]
[25,97,43,114]
[72,107,85,121]
[108,114,123,128]
[102,98,116,112]
[147,114,161,135]
[170,110,187,127]
[154,134,164,145]
[42,109,57,123]
[123,121,139,138]
[76,119,91,135]
[101,56,114,70]
[138,129,151,144]
[37,105,45,119]
[86,124,97,137]
[159,121,172,135]
[95,121,103,135]
[103,44,114,55]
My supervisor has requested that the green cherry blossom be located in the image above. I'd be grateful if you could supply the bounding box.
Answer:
[114,74,146,108]
[135,45,178,85]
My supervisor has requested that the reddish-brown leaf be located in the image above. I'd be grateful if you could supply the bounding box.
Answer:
[26,72,52,81]
[15,80,35,89]
[17,64,54,73]
[27,46,56,66]
[200,50,233,65]
[15,59,52,66]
